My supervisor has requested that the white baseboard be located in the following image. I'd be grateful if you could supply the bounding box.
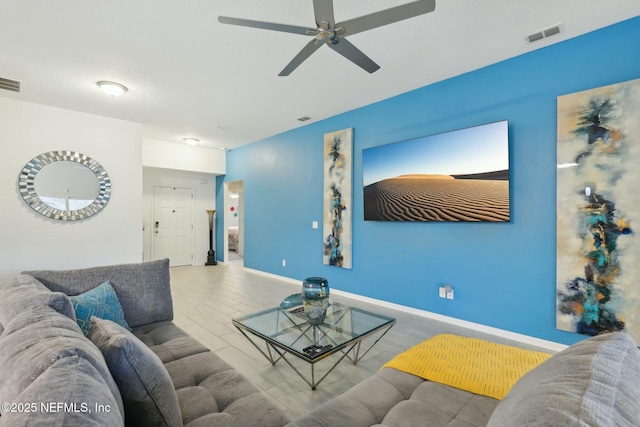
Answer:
[244,267,568,353]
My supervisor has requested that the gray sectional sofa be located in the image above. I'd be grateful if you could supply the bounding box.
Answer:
[286,331,640,427]
[0,259,289,427]
[2,258,640,427]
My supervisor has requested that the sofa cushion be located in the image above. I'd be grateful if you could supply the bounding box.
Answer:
[487,332,640,427]
[165,351,290,427]
[24,258,173,327]
[0,353,125,426]
[0,274,75,326]
[382,333,552,400]
[0,305,124,424]
[285,367,498,427]
[132,321,210,363]
[70,281,130,337]
[89,317,183,427]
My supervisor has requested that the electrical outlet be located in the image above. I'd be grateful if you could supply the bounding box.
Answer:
[282,259,286,267]
[446,289,454,300]
[438,287,446,298]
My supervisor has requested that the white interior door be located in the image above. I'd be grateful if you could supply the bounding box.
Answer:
[153,186,193,267]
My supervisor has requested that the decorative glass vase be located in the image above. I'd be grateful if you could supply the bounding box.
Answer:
[301,277,330,326]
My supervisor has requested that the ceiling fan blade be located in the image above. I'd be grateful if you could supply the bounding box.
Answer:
[313,0,335,27]
[337,0,436,37]
[218,16,315,36]
[328,38,380,73]
[279,40,322,76]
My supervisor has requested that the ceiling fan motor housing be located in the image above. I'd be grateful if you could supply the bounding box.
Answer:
[314,25,342,45]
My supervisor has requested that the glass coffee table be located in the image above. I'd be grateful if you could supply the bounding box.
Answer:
[232,302,395,389]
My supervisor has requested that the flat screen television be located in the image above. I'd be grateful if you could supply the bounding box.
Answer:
[363,120,510,222]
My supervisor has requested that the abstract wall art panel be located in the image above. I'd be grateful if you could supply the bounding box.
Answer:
[363,121,510,222]
[323,128,353,269]
[556,78,640,343]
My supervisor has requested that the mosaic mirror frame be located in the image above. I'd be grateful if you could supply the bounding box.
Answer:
[19,150,111,221]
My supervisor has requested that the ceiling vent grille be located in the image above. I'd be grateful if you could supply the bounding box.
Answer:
[525,23,563,44]
[0,77,21,92]
[543,26,561,38]
[297,115,312,122]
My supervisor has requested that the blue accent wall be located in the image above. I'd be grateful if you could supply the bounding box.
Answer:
[218,17,640,345]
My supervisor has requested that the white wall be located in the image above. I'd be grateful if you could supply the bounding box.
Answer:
[0,97,143,284]
[142,168,216,265]
[142,138,225,175]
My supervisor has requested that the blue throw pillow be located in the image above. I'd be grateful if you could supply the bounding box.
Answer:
[69,281,130,337]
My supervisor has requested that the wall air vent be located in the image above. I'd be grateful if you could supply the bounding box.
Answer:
[525,23,563,44]
[0,77,21,92]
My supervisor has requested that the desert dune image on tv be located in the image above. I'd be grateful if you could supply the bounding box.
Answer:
[363,120,510,222]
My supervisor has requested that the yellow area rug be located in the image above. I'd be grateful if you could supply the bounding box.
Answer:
[382,334,552,400]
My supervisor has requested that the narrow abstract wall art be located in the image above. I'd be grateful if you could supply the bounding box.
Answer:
[323,128,353,269]
[556,78,640,343]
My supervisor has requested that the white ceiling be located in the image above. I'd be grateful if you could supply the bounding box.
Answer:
[1,1,638,151]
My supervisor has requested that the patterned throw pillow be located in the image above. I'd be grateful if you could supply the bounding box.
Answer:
[69,281,130,337]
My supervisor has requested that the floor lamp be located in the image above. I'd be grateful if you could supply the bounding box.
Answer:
[206,209,217,266]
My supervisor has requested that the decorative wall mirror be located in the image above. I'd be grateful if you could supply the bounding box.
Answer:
[19,150,111,221]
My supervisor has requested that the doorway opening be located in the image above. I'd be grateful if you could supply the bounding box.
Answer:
[224,180,244,264]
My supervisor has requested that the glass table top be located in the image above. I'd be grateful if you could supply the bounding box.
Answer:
[232,302,396,361]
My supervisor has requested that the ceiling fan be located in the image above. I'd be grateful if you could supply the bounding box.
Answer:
[218,0,436,76]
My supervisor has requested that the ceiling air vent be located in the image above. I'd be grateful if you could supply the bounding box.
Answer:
[297,115,312,122]
[0,77,21,92]
[525,23,563,44]
[544,26,561,38]
[526,32,544,43]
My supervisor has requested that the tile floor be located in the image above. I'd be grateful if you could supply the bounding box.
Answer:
[169,259,552,420]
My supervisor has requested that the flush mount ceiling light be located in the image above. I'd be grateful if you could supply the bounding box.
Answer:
[97,81,128,97]
[183,137,199,146]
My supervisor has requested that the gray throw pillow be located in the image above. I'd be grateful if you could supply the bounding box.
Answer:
[89,316,183,427]
[487,332,640,427]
